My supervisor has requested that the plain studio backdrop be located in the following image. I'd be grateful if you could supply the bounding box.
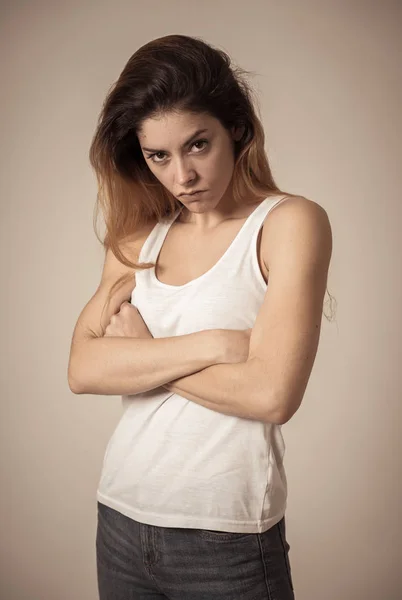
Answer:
[1,1,401,599]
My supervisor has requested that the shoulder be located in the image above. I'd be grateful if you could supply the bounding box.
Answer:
[118,219,158,261]
[261,195,332,271]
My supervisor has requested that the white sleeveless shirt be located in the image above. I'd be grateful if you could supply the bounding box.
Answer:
[96,194,290,533]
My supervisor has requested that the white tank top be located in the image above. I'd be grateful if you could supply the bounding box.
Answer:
[97,193,290,533]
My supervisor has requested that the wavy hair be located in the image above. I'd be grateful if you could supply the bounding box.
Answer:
[88,34,336,325]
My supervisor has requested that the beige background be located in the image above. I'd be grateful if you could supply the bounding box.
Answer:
[1,1,401,599]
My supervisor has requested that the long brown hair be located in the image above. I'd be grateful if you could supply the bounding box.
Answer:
[89,34,336,325]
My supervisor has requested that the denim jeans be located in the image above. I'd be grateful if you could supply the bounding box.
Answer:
[96,501,295,599]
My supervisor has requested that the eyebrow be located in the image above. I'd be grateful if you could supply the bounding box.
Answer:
[141,128,209,153]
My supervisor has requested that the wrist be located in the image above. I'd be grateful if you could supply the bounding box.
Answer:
[202,329,227,365]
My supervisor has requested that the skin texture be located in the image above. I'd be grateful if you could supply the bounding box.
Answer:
[137,110,247,229]
[105,301,153,339]
[103,110,333,424]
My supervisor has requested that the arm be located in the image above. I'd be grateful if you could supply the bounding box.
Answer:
[67,242,226,396]
[83,298,253,401]
[162,359,273,422]
[161,198,332,425]
[70,330,224,396]
[96,299,260,415]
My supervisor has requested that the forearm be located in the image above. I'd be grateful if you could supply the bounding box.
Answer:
[69,331,223,396]
[163,357,278,423]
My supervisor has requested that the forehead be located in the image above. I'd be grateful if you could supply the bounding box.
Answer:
[137,111,217,142]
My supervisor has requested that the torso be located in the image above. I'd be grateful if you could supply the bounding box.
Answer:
[132,201,271,287]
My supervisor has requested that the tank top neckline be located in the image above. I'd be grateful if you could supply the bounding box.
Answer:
[150,196,277,290]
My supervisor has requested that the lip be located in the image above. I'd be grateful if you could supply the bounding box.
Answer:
[181,190,207,198]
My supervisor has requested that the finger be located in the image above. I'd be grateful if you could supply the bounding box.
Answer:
[120,301,134,312]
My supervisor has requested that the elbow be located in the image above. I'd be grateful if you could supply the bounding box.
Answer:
[68,377,85,395]
[68,373,85,395]
[264,409,292,426]
[263,409,289,426]
[68,340,101,395]
[274,411,292,426]
[259,391,297,426]
[273,397,302,425]
[67,361,87,395]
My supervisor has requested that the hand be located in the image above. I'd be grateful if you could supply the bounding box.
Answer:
[163,328,253,394]
[218,328,253,364]
[104,301,153,339]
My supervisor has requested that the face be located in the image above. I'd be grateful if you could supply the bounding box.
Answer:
[137,110,242,214]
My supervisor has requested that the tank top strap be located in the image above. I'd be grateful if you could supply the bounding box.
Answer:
[137,194,290,265]
[257,193,290,221]
[225,194,291,252]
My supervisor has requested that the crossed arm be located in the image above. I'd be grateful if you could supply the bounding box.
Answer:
[150,198,333,425]
[161,359,277,423]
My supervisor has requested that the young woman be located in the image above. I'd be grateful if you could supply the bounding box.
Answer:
[68,34,333,599]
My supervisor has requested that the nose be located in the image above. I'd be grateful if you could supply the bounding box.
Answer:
[175,157,197,187]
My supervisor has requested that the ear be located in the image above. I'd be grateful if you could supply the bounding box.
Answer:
[231,124,245,142]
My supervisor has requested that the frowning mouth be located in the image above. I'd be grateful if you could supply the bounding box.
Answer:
[181,190,207,199]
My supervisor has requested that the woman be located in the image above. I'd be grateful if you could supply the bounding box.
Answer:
[68,34,333,599]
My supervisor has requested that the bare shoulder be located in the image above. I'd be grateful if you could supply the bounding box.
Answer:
[99,218,158,294]
[261,195,332,270]
[118,218,158,262]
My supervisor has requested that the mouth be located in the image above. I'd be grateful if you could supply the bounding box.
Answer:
[181,190,207,199]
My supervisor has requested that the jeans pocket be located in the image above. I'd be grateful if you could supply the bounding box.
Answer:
[198,528,255,542]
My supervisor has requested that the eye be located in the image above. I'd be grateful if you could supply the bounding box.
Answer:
[193,140,208,151]
[148,151,166,164]
[146,139,209,165]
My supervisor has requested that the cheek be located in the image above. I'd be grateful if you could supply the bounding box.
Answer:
[150,169,177,195]
[147,164,166,184]
[209,150,235,183]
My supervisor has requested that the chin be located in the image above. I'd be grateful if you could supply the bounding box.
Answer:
[186,200,208,210]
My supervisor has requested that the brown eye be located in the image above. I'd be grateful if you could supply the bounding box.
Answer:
[193,140,208,150]
[148,152,166,164]
[147,139,209,165]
